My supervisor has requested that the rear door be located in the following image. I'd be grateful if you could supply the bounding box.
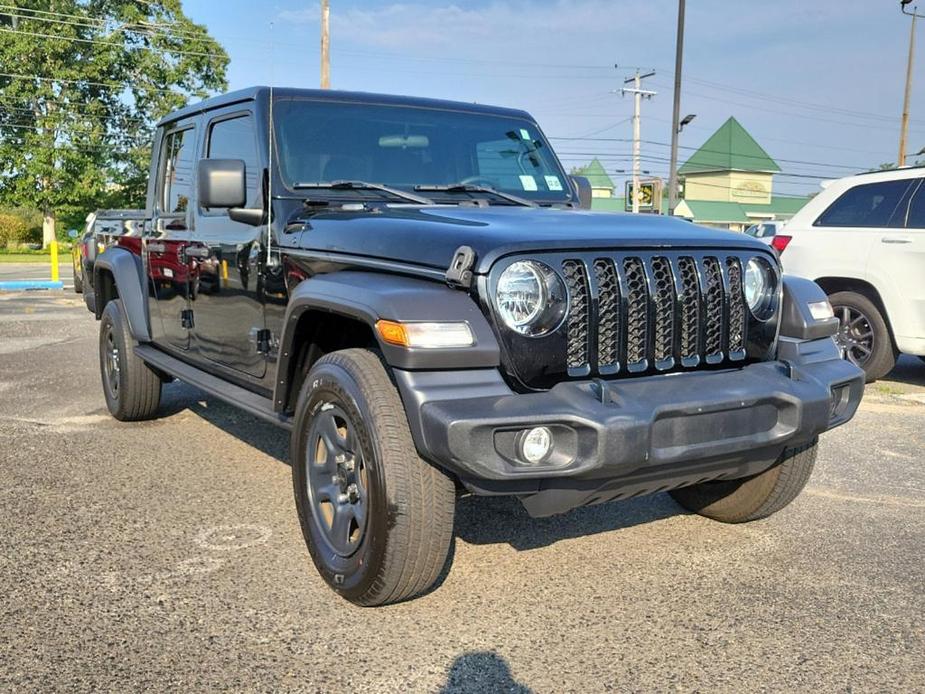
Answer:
[867,177,925,345]
[146,122,198,351]
[188,108,267,378]
[803,178,916,284]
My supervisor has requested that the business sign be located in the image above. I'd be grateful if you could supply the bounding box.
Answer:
[625,178,663,213]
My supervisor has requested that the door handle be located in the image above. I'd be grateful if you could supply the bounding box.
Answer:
[146,242,166,253]
[881,236,912,244]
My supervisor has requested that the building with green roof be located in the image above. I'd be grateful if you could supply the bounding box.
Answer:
[570,158,616,198]
[586,117,812,231]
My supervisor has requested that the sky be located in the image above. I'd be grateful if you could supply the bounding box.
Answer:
[183,0,925,198]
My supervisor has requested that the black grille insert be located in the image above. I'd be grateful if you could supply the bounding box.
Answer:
[539,253,762,378]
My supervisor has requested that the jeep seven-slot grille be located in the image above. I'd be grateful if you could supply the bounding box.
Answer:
[560,253,749,375]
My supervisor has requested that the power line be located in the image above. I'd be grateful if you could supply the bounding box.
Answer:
[0,25,224,60]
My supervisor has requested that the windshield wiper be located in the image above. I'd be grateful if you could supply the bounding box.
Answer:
[413,183,536,207]
[293,180,433,205]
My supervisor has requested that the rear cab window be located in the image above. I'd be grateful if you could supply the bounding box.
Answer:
[157,125,197,224]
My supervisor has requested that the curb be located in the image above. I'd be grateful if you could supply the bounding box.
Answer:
[0,280,65,291]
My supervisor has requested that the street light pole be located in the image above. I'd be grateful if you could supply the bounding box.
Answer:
[320,0,331,89]
[899,1,923,166]
[668,0,686,214]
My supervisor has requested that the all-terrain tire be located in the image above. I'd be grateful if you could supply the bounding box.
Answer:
[669,441,818,523]
[99,299,162,421]
[291,348,456,606]
[829,290,895,383]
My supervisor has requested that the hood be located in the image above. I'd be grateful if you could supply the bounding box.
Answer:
[292,205,774,275]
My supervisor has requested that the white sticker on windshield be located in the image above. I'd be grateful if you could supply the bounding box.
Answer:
[519,128,531,140]
[545,175,563,191]
[519,175,538,191]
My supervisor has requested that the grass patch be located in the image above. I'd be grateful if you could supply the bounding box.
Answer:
[875,383,905,396]
[0,253,64,263]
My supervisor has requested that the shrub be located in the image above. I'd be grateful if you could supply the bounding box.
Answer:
[0,209,43,247]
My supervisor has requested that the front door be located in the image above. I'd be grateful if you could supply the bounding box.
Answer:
[189,109,267,378]
[147,124,197,351]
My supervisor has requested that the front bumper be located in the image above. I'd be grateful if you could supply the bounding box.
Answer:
[395,336,864,517]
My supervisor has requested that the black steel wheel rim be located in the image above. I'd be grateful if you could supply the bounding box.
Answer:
[833,304,874,369]
[305,404,369,558]
[103,325,120,398]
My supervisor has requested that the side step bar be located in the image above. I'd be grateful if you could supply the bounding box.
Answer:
[134,344,292,431]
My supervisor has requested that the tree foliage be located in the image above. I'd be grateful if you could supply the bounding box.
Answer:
[0,1,229,236]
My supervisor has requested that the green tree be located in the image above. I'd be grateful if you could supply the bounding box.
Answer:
[0,1,228,245]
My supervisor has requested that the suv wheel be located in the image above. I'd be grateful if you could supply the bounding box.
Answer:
[670,441,817,523]
[291,348,456,606]
[828,291,896,382]
[73,259,84,293]
[99,299,162,421]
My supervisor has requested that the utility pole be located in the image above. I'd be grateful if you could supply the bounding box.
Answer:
[899,1,922,166]
[621,69,656,213]
[668,0,686,214]
[320,0,330,89]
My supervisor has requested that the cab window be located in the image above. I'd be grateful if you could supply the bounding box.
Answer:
[159,128,195,215]
[205,114,260,210]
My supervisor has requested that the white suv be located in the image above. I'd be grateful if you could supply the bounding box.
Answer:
[778,167,925,381]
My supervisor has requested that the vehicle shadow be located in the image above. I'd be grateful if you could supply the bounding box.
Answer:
[884,355,925,388]
[161,382,687,552]
[454,491,684,552]
[159,381,290,465]
[437,651,532,694]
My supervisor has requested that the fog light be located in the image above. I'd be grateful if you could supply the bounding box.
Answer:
[519,426,553,464]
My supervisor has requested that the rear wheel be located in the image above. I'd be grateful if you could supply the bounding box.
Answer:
[99,300,162,421]
[291,348,456,606]
[73,257,83,293]
[828,290,895,382]
[670,441,817,523]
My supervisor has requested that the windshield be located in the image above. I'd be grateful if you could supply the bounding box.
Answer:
[273,99,571,204]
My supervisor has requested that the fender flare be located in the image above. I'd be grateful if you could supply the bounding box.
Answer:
[94,247,151,343]
[275,271,500,407]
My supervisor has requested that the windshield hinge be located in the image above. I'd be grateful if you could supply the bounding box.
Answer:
[446,245,476,289]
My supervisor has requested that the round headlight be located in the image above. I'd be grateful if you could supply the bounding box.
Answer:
[744,257,776,318]
[495,260,567,336]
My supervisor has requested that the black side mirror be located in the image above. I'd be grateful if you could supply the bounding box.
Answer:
[570,175,593,210]
[198,159,247,209]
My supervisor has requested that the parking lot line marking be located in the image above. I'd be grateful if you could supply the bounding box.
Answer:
[806,487,925,509]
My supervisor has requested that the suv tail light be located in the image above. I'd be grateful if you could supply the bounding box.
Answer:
[771,235,792,253]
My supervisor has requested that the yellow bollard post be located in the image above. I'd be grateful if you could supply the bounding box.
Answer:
[50,239,59,282]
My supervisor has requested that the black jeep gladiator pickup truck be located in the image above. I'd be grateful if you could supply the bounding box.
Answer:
[91,87,864,606]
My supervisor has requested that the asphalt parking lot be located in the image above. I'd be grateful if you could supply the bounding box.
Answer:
[1,289,923,692]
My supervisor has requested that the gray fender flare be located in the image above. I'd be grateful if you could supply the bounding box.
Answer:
[94,247,151,343]
[275,270,500,407]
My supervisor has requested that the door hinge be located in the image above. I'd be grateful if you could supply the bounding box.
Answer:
[446,245,476,289]
[181,309,194,329]
[256,328,273,354]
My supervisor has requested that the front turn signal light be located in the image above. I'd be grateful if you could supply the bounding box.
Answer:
[375,320,475,349]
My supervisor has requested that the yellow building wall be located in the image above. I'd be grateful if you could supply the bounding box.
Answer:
[684,171,773,204]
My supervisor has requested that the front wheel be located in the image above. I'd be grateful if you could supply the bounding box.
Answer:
[670,441,817,523]
[828,290,895,382]
[291,348,456,606]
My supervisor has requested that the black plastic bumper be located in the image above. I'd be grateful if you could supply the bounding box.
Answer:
[395,336,864,517]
